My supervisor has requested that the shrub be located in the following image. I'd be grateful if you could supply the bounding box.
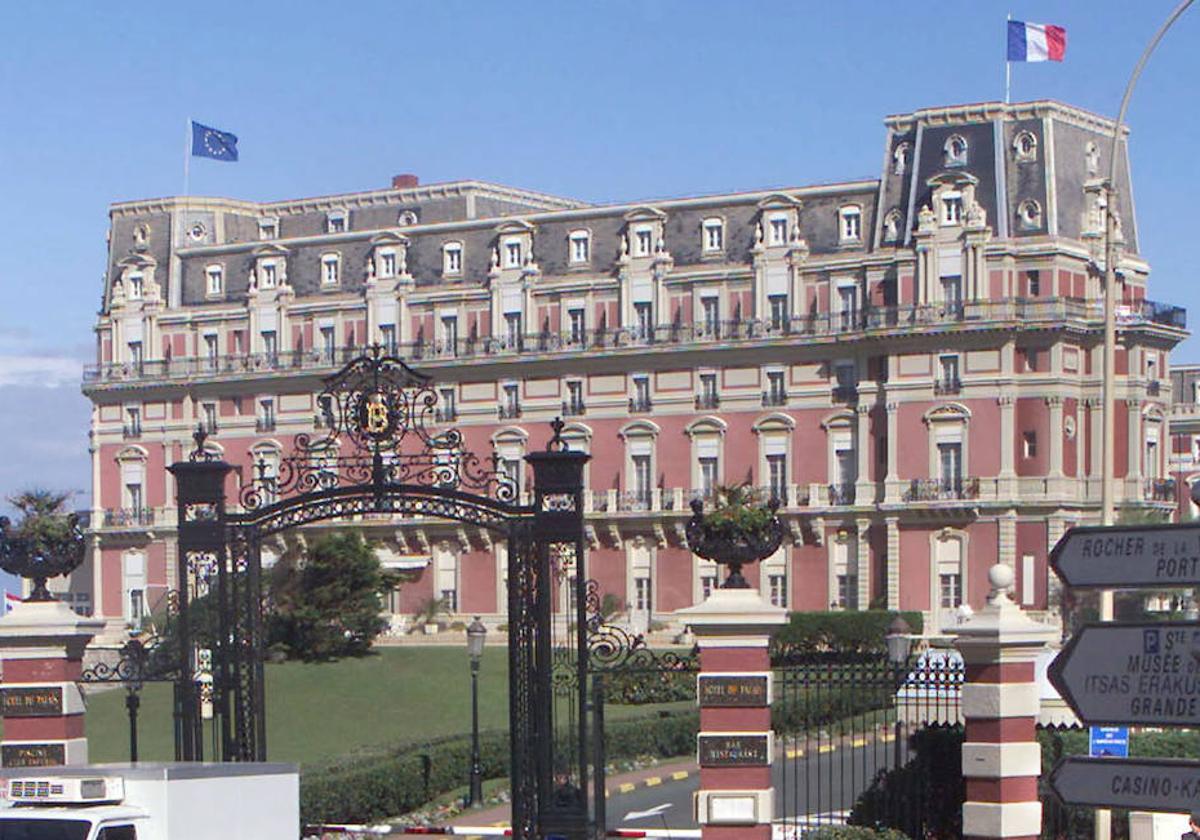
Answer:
[803,827,910,840]
[774,611,924,655]
[604,667,694,704]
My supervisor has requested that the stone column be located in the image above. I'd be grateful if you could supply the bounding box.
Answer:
[856,517,872,610]
[0,601,104,767]
[676,588,788,840]
[1046,396,1064,479]
[855,404,872,503]
[885,402,900,503]
[886,516,900,610]
[954,565,1055,840]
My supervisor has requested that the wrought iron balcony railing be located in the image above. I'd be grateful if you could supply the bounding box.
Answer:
[1144,478,1176,502]
[562,400,586,417]
[498,404,522,420]
[933,378,962,395]
[103,508,155,527]
[827,483,856,505]
[628,397,653,413]
[435,407,457,422]
[903,477,981,502]
[762,390,788,407]
[83,297,1188,386]
[122,424,142,439]
[695,394,720,410]
[255,418,276,433]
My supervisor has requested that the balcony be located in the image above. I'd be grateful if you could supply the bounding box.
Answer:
[498,404,522,420]
[199,420,219,435]
[757,485,789,506]
[617,490,654,512]
[695,394,721,410]
[103,508,155,528]
[628,397,653,413]
[933,378,962,396]
[435,407,457,423]
[562,400,586,417]
[1147,380,1162,397]
[1144,478,1176,502]
[762,390,788,407]
[832,385,858,404]
[122,424,142,439]
[827,483,856,505]
[255,417,276,433]
[82,297,1189,388]
[903,478,981,502]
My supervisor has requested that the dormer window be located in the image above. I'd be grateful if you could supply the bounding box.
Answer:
[127,273,143,300]
[838,206,862,243]
[504,239,522,269]
[260,262,277,289]
[893,142,911,176]
[1018,199,1043,231]
[379,249,397,278]
[768,216,788,246]
[258,218,279,240]
[941,193,963,225]
[327,210,347,234]
[1013,131,1038,163]
[321,253,340,286]
[443,242,463,276]
[703,218,724,253]
[634,228,653,257]
[205,265,223,296]
[882,209,902,243]
[569,230,590,264]
[944,134,968,168]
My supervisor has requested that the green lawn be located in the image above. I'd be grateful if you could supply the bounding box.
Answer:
[85,647,689,766]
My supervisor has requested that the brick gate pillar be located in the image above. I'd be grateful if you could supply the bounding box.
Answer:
[0,600,104,768]
[954,564,1055,840]
[676,587,787,840]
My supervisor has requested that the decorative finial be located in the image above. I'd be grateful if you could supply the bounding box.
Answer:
[547,417,567,452]
[986,563,1016,605]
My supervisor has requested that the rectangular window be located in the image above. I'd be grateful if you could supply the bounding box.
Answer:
[381,251,397,278]
[703,220,724,252]
[836,574,858,609]
[699,457,719,496]
[941,276,962,308]
[769,295,788,331]
[1146,438,1160,479]
[769,574,788,608]
[766,370,787,405]
[568,308,586,344]
[635,577,651,611]
[701,575,717,601]
[1028,270,1040,297]
[503,384,520,418]
[127,341,143,369]
[769,217,788,245]
[504,313,522,348]
[938,442,962,489]
[202,403,217,435]
[634,302,653,341]
[940,573,962,608]
[441,315,458,356]
[570,233,590,263]
[444,244,463,274]
[322,256,339,285]
[127,274,143,299]
[841,208,862,241]
[441,588,458,613]
[505,241,522,268]
[258,220,278,240]
[633,376,651,411]
[838,286,858,331]
[260,263,277,288]
[836,447,856,489]
[206,267,223,296]
[379,324,397,354]
[767,453,787,502]
[942,194,963,225]
[699,373,718,408]
[1023,431,1038,459]
[632,454,651,507]
[125,482,143,513]
[701,297,719,336]
[125,407,141,438]
[438,387,456,421]
[204,334,219,367]
[635,229,653,256]
[259,399,275,430]
[320,326,335,360]
[328,213,346,234]
[940,355,959,383]
[566,380,584,415]
[261,330,277,359]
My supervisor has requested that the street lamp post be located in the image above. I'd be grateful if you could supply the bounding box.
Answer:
[466,616,487,808]
[885,616,914,773]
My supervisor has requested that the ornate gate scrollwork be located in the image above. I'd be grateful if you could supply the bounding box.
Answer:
[170,347,592,840]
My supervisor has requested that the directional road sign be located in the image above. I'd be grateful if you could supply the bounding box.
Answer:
[1048,621,1200,726]
[1050,522,1200,588]
[1050,757,1200,812]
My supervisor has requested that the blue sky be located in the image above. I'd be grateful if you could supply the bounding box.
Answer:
[0,0,1198,516]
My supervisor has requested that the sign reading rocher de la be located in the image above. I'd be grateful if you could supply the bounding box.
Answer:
[1050,523,1200,588]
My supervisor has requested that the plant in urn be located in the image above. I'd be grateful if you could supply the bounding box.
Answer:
[0,491,86,603]
[685,483,784,589]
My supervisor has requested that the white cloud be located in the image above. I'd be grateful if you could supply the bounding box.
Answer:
[0,355,83,388]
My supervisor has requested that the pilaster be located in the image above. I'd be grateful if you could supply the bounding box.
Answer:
[856,517,872,610]
[1046,396,1064,480]
[855,404,872,502]
[886,516,900,610]
[885,402,900,503]
[998,511,1017,570]
[1125,398,1142,482]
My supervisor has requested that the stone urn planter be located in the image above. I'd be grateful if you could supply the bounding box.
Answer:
[0,497,86,602]
[685,484,784,589]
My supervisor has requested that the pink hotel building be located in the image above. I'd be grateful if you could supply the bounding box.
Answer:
[76,100,1187,642]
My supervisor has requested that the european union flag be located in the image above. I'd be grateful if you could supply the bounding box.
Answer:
[191,121,238,162]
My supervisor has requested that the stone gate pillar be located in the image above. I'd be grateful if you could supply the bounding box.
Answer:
[0,600,104,767]
[676,587,787,840]
[954,564,1055,840]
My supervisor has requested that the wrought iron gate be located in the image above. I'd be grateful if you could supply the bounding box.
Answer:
[168,347,593,840]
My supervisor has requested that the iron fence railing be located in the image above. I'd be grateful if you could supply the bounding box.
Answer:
[903,478,981,502]
[84,297,1187,386]
[103,508,155,527]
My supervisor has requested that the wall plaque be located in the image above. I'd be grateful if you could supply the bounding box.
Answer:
[698,734,770,767]
[1,687,64,718]
[698,675,768,707]
[1,743,65,768]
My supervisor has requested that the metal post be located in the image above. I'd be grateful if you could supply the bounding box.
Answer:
[592,675,607,838]
[469,656,483,807]
[1097,5,1193,837]
[125,689,140,763]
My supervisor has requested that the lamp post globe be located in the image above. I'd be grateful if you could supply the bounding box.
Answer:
[884,615,913,666]
[466,616,487,807]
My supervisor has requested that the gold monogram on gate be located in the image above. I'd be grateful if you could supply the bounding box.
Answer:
[364,392,389,435]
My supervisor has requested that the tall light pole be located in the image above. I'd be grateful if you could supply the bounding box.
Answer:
[466,616,488,807]
[1097,7,1193,840]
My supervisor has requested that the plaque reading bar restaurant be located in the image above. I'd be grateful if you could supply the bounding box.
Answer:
[1,743,65,768]
[698,675,769,707]
[698,734,770,767]
[1,687,64,718]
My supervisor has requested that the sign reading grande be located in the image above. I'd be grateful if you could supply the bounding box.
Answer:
[698,734,770,767]
[1,687,64,718]
[1050,757,1200,812]
[1,743,65,768]
[698,675,769,707]
[1050,523,1200,588]
[1048,622,1200,726]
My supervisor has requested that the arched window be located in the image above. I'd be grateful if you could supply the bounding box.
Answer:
[492,428,528,498]
[686,417,727,501]
[944,134,968,168]
[883,209,903,243]
[1013,131,1038,163]
[892,141,911,176]
[620,420,660,511]
[1017,199,1043,231]
[251,443,281,505]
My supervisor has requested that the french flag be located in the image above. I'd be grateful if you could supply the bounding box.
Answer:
[1007,20,1067,62]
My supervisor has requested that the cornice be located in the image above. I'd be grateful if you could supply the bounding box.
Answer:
[884,100,1129,138]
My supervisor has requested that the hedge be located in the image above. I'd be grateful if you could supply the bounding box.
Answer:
[774,610,924,653]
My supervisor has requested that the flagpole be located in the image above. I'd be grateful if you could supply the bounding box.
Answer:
[1005,13,1012,104]
[183,118,192,197]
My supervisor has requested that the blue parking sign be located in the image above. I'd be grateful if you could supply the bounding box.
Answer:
[1090,726,1129,758]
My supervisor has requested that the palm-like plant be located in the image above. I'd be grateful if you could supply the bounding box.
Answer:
[0,490,85,602]
[686,482,783,589]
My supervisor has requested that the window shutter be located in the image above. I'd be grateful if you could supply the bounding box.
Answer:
[631,277,653,303]
[258,308,277,331]
[938,248,963,278]
[766,265,789,295]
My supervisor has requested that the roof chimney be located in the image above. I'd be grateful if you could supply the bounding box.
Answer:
[392,174,419,189]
